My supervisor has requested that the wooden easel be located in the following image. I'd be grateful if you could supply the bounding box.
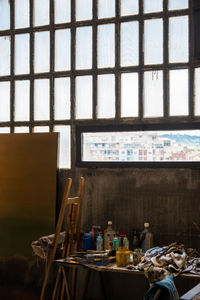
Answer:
[40,177,84,300]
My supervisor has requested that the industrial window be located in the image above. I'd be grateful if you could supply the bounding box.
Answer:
[0,0,199,169]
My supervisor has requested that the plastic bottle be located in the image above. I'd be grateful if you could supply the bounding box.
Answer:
[132,230,140,250]
[141,222,153,252]
[96,234,103,251]
[104,221,115,250]
[123,236,129,250]
[116,237,131,267]
[113,234,120,251]
[83,230,93,251]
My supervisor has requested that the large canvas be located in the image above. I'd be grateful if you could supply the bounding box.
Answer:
[0,133,58,257]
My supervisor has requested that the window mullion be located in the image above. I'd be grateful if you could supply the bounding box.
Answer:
[93,0,97,120]
[163,0,169,119]
[139,0,144,120]
[10,0,14,132]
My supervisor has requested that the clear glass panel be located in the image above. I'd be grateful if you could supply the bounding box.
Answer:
[34,31,50,73]
[0,36,10,76]
[97,74,115,119]
[98,24,115,68]
[144,19,163,65]
[0,0,10,30]
[15,34,30,75]
[76,0,92,21]
[120,21,139,66]
[120,0,138,16]
[55,29,71,71]
[54,125,71,169]
[98,0,115,19]
[54,77,70,120]
[76,76,93,119]
[82,129,200,162]
[34,79,50,120]
[34,0,49,26]
[34,126,49,132]
[76,26,92,70]
[15,0,29,28]
[15,81,30,121]
[55,0,71,23]
[144,0,163,13]
[0,82,10,122]
[194,68,200,116]
[0,127,10,133]
[14,127,29,133]
[169,69,188,116]
[121,73,138,117]
[144,71,163,118]
[169,16,188,63]
[168,0,188,10]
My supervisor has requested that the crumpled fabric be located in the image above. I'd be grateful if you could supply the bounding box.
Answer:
[138,242,187,283]
[31,232,65,260]
[144,275,179,300]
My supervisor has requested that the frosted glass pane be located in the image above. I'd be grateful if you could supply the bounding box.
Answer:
[121,73,138,117]
[15,34,30,75]
[144,71,163,118]
[0,127,10,133]
[54,125,71,169]
[34,126,49,132]
[0,36,10,76]
[54,77,70,120]
[55,0,70,23]
[76,27,92,70]
[120,0,138,16]
[169,16,188,63]
[34,32,50,73]
[34,0,49,26]
[98,0,115,19]
[121,21,139,66]
[97,74,115,119]
[76,76,93,119]
[169,69,188,116]
[0,0,10,30]
[34,79,50,120]
[98,24,115,68]
[144,0,163,13]
[14,127,29,133]
[168,0,188,10]
[15,0,29,28]
[0,82,10,122]
[76,0,92,21]
[144,19,163,65]
[194,68,200,116]
[55,29,71,71]
[15,81,30,121]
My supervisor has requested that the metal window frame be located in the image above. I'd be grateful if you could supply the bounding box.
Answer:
[0,0,199,169]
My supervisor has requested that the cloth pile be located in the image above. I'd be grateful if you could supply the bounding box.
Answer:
[31,232,65,260]
[137,242,187,283]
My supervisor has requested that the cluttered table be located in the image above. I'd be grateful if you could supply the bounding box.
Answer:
[54,243,200,300]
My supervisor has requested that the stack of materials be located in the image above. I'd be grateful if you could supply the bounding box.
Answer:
[137,242,200,284]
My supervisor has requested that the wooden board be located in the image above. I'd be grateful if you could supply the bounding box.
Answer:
[0,133,58,257]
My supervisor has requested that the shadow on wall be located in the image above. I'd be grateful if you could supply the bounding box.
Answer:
[0,255,52,300]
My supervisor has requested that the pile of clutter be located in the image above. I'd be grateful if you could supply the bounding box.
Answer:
[137,241,200,283]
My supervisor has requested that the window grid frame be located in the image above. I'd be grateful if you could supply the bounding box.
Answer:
[0,0,198,168]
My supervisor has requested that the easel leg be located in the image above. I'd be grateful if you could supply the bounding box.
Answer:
[71,267,77,300]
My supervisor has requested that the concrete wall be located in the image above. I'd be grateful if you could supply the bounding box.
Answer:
[58,167,200,250]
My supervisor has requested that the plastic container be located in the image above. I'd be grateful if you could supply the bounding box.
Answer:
[104,221,115,250]
[96,234,103,251]
[116,237,131,267]
[83,230,93,251]
[113,234,120,251]
[141,222,153,252]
